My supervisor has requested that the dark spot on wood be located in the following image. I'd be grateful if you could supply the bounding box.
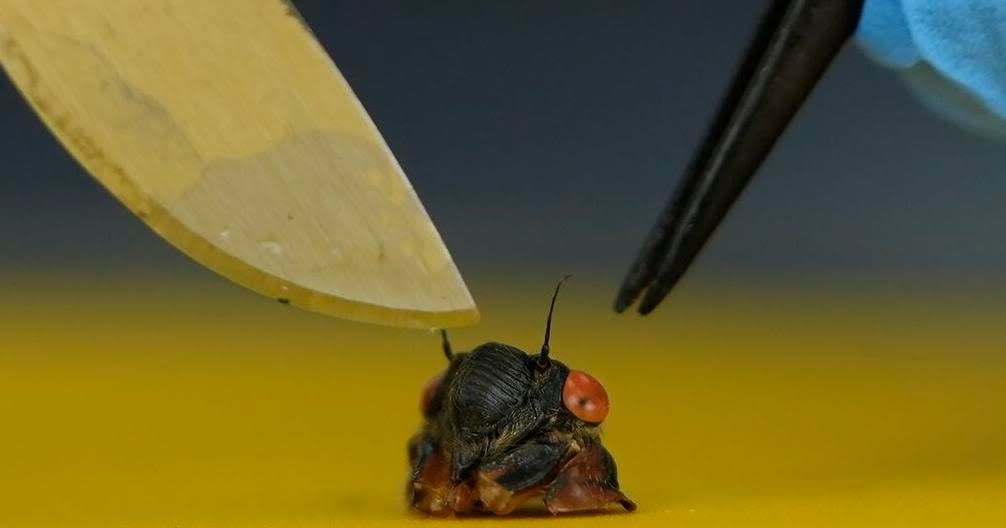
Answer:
[277,297,290,305]
[280,0,312,32]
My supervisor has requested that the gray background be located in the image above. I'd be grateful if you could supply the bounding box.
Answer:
[2,1,1004,295]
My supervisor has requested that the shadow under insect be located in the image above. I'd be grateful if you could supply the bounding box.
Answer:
[407,278,635,516]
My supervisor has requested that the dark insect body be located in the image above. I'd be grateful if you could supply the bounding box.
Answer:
[407,279,635,516]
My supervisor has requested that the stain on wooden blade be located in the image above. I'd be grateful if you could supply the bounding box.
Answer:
[0,0,478,328]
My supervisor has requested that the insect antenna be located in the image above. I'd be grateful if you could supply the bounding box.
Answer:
[440,329,454,361]
[538,275,571,369]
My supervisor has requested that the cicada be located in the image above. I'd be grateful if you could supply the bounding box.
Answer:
[407,278,635,515]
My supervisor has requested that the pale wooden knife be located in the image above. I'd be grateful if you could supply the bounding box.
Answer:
[0,0,479,328]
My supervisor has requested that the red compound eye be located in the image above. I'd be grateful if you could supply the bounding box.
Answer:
[420,373,444,415]
[562,370,609,424]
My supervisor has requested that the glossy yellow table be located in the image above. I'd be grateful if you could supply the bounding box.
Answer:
[3,276,1006,526]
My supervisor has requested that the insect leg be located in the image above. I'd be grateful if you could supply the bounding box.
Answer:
[475,442,568,515]
[407,433,455,516]
[544,441,636,513]
[440,329,453,361]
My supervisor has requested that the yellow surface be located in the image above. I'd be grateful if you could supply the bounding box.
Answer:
[3,276,1006,527]
[0,0,477,328]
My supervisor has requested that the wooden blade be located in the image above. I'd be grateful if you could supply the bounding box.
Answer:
[0,0,478,328]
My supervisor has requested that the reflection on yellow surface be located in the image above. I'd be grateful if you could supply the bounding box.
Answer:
[3,275,1006,527]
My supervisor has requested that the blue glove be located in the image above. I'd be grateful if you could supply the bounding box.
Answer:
[856,0,1006,141]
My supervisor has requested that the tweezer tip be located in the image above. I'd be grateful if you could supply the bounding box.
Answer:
[612,289,634,313]
[637,275,679,314]
[636,294,660,315]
